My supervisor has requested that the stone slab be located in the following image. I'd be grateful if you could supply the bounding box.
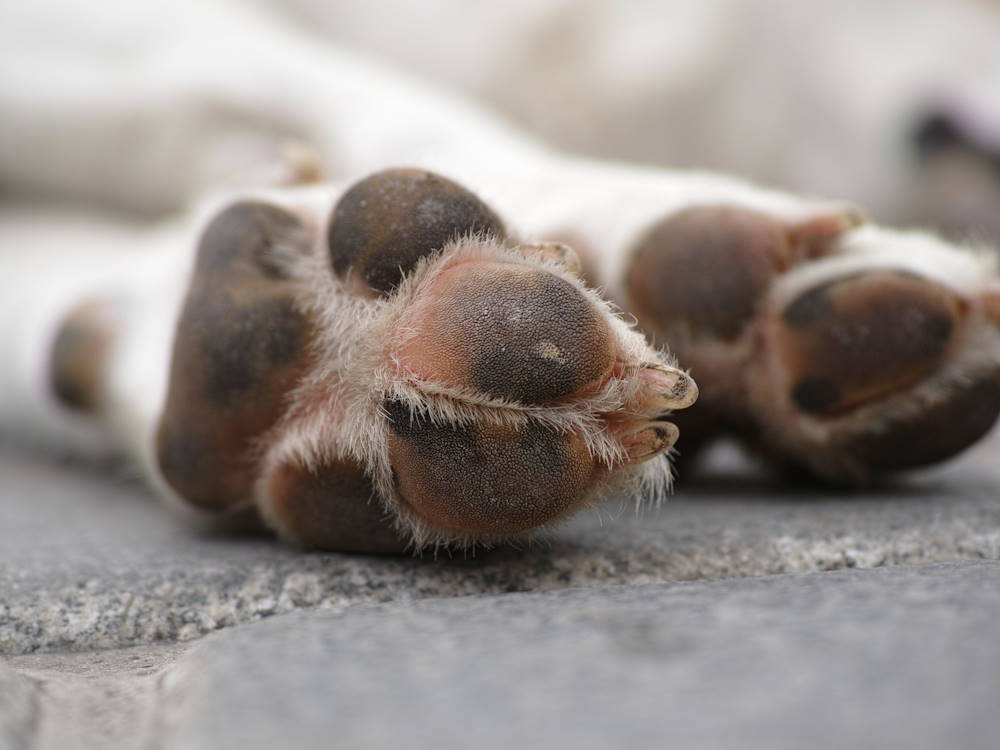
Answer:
[164,561,1000,750]
[3,643,184,750]
[9,561,999,750]
[1,433,999,654]
[0,664,37,750]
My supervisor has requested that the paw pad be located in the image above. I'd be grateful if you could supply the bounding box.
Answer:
[777,271,962,416]
[49,300,115,413]
[627,206,790,341]
[327,168,505,296]
[265,458,407,554]
[385,400,595,536]
[156,202,313,510]
[397,262,615,403]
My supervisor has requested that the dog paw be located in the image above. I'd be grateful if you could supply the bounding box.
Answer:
[156,169,697,551]
[623,206,1000,482]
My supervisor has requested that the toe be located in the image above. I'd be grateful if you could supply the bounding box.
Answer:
[395,259,617,404]
[156,201,314,511]
[327,168,505,297]
[384,399,597,537]
[624,205,860,348]
[262,457,408,554]
[49,299,117,413]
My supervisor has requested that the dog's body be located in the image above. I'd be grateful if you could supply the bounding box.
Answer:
[260,0,1000,233]
[2,0,999,551]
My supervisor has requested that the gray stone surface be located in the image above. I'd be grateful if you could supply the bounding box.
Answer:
[6,562,1000,750]
[5,644,184,750]
[0,664,37,750]
[161,561,1000,750]
[2,432,1000,749]
[2,434,1000,654]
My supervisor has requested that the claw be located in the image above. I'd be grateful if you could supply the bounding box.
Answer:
[619,420,680,464]
[788,210,865,260]
[637,362,699,411]
[520,241,584,277]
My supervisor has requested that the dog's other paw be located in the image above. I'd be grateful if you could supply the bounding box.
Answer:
[754,228,1000,481]
[623,205,1000,482]
[156,169,697,551]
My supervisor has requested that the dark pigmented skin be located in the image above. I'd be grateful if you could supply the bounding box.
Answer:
[776,271,962,416]
[626,206,791,341]
[197,296,305,406]
[193,201,302,279]
[49,303,112,413]
[327,168,505,296]
[468,272,609,402]
[842,371,1000,474]
[791,378,843,414]
[266,458,408,555]
[385,400,595,536]
[401,263,615,404]
[156,202,313,512]
[781,273,865,329]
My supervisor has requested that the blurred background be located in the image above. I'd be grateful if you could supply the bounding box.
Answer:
[1,0,999,245]
[271,0,1000,243]
[276,0,1000,234]
[0,0,1000,242]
